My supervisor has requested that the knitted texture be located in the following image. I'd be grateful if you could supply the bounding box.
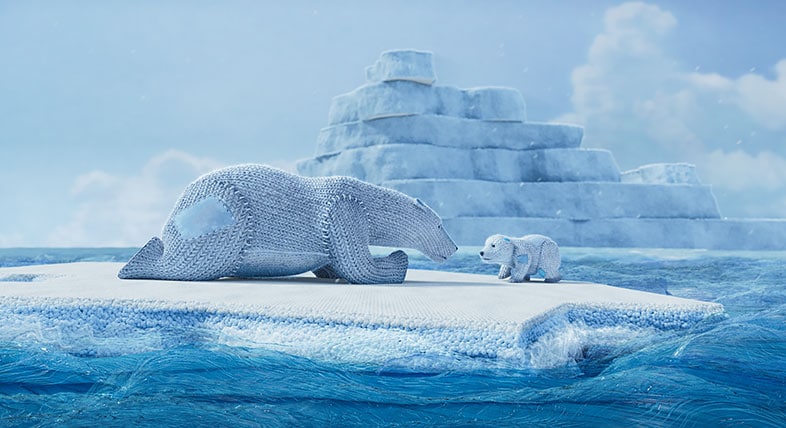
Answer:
[118,164,458,284]
[479,234,561,283]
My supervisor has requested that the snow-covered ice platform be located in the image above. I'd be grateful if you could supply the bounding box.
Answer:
[0,262,724,366]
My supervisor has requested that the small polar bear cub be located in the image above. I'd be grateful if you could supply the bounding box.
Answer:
[479,234,561,283]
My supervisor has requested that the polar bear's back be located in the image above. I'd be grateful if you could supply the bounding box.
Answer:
[193,164,327,254]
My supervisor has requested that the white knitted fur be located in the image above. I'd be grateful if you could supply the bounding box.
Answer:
[480,234,561,283]
[119,164,458,284]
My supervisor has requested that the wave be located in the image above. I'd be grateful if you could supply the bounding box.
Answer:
[0,248,136,268]
[1,248,785,425]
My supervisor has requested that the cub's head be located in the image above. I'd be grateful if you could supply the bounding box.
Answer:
[479,234,515,264]
[403,198,458,263]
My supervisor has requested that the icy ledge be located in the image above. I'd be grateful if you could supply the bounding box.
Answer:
[0,263,724,367]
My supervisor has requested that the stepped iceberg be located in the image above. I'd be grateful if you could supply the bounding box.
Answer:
[299,50,786,250]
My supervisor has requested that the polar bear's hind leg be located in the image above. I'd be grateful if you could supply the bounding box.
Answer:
[118,236,164,279]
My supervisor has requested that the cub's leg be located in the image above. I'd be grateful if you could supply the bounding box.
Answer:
[325,195,408,284]
[525,262,537,281]
[541,239,562,283]
[523,246,539,281]
[510,247,533,282]
[509,267,529,283]
[498,265,512,279]
[509,260,531,283]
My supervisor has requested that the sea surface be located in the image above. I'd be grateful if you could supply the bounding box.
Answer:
[0,247,784,427]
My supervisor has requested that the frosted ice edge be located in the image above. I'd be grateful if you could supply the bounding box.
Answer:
[0,296,723,367]
[314,116,584,155]
[519,302,725,346]
[328,82,526,125]
[301,146,620,183]
[365,49,437,85]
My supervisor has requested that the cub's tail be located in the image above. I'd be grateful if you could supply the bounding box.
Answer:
[118,237,164,279]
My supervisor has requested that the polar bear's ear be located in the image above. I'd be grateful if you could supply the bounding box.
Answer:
[413,198,428,211]
[503,237,511,242]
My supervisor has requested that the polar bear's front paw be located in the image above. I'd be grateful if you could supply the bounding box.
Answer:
[371,250,409,283]
[375,250,408,268]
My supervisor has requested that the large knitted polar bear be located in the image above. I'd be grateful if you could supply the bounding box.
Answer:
[479,234,561,283]
[119,164,458,284]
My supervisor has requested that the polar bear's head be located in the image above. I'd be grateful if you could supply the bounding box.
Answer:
[479,234,515,264]
[405,198,458,263]
[363,184,457,263]
[375,195,457,263]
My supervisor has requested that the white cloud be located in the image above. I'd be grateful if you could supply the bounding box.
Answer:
[682,72,732,91]
[558,1,786,218]
[70,170,118,196]
[591,1,676,63]
[556,2,704,166]
[49,150,224,247]
[603,1,676,35]
[703,149,786,192]
[703,150,786,219]
[734,59,786,131]
[564,2,677,124]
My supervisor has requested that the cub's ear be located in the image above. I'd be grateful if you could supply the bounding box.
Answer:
[503,237,511,242]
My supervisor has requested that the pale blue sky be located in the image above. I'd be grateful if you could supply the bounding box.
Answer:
[1,1,785,246]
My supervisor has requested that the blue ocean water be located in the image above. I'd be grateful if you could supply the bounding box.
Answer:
[1,248,785,427]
